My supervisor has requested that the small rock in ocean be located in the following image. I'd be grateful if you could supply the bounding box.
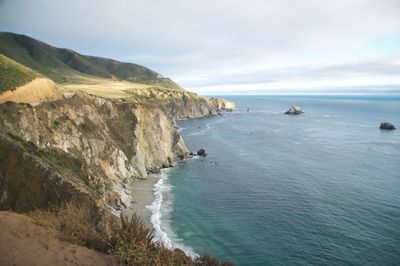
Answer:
[284,105,304,115]
[197,148,207,156]
[380,122,396,130]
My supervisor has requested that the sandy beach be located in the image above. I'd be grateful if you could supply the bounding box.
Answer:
[125,175,159,229]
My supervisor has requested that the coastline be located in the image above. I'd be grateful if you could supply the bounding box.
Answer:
[126,175,159,229]
[127,166,200,259]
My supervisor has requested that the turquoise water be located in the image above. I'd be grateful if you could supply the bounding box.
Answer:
[162,96,400,265]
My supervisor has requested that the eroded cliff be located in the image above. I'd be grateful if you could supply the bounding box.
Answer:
[124,87,235,118]
[0,92,189,216]
[0,88,235,217]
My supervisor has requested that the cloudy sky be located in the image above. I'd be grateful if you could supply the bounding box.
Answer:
[1,0,400,94]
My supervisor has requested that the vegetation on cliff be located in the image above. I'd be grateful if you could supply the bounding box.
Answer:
[0,54,41,93]
[29,202,232,265]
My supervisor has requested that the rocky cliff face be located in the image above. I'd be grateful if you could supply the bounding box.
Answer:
[0,90,234,221]
[125,87,235,119]
[0,92,189,216]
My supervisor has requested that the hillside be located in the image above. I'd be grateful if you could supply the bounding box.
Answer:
[0,32,182,90]
[0,54,63,104]
[0,54,41,93]
[0,211,115,266]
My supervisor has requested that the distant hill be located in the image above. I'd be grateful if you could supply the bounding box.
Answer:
[0,54,41,93]
[0,32,182,90]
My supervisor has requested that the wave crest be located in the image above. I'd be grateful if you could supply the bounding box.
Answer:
[146,169,199,258]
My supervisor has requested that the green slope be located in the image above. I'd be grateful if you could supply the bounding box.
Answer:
[0,32,182,90]
[0,54,41,93]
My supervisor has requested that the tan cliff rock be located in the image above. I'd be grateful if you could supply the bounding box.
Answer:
[124,87,236,119]
[208,97,236,111]
[0,92,188,217]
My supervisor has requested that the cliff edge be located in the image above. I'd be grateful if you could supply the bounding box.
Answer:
[0,211,116,266]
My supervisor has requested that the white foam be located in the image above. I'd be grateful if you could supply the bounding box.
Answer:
[146,168,199,259]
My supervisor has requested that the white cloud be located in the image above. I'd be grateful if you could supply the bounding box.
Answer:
[1,0,399,93]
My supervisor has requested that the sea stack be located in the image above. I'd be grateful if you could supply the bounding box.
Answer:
[380,122,396,130]
[197,148,207,156]
[285,106,304,115]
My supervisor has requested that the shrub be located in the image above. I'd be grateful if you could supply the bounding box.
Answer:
[56,202,108,251]
[30,201,233,265]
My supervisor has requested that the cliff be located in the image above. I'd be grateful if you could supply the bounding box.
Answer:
[0,88,235,216]
[0,92,189,216]
[124,87,235,118]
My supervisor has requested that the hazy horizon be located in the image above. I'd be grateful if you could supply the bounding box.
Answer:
[1,0,399,94]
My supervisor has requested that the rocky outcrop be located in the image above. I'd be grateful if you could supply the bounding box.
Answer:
[380,122,396,130]
[124,88,235,119]
[284,105,303,115]
[197,149,207,157]
[208,97,236,111]
[0,92,188,216]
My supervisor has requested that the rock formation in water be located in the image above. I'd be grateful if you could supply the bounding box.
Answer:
[380,122,396,130]
[197,148,207,157]
[284,105,304,115]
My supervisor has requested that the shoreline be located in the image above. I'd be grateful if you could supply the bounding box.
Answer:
[126,166,200,259]
[126,175,159,229]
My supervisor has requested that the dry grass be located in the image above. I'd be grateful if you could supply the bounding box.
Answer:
[0,77,63,104]
[56,202,109,251]
[29,202,233,266]
[29,202,108,251]
[60,78,154,100]
[59,76,187,103]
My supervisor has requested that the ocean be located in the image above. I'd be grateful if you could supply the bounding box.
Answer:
[148,95,400,265]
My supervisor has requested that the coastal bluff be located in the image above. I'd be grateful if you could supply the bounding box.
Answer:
[0,91,234,219]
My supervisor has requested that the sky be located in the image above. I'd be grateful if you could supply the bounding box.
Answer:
[1,0,400,94]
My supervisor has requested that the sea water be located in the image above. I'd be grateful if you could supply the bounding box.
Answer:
[151,95,400,265]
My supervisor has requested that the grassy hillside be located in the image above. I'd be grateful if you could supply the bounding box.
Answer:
[0,54,41,93]
[0,32,182,90]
